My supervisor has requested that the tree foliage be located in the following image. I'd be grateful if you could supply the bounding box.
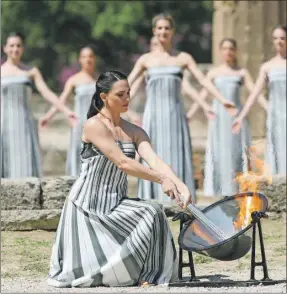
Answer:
[1,0,213,90]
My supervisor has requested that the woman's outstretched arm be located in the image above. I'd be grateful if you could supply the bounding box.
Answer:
[126,73,145,125]
[134,125,193,206]
[31,67,78,127]
[83,118,183,205]
[233,64,268,134]
[182,52,237,116]
[242,68,268,111]
[127,54,146,87]
[38,77,75,128]
[183,70,215,121]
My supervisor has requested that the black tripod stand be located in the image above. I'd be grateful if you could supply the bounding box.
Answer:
[171,210,283,286]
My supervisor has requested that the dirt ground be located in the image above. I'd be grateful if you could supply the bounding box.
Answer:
[1,217,286,293]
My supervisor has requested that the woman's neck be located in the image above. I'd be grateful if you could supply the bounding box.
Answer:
[222,60,236,69]
[81,68,95,76]
[99,108,121,126]
[160,41,172,54]
[275,51,286,59]
[6,58,21,67]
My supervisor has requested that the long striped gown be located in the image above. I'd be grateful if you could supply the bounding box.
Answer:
[266,67,286,175]
[204,75,250,197]
[1,75,41,178]
[48,140,178,287]
[66,83,95,176]
[137,66,196,203]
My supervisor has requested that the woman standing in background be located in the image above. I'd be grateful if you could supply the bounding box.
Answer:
[1,32,77,179]
[233,25,286,175]
[39,46,98,176]
[194,38,268,197]
[128,36,215,125]
[128,14,237,203]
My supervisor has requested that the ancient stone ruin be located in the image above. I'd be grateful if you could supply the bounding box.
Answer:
[1,175,285,231]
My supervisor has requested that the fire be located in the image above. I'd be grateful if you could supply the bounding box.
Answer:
[233,192,263,230]
[233,144,272,230]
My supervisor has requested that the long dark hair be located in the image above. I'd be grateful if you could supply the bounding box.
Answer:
[87,70,127,119]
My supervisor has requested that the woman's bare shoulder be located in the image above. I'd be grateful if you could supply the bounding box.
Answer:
[84,116,107,135]
[121,118,149,143]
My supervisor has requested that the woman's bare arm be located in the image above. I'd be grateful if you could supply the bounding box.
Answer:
[39,77,75,128]
[184,70,215,120]
[130,73,145,99]
[134,127,193,205]
[232,64,268,133]
[42,77,75,121]
[182,53,237,116]
[83,118,180,201]
[127,54,147,87]
[31,67,71,114]
[31,67,78,127]
[242,68,268,111]
[237,65,268,120]
[181,75,213,113]
[126,74,145,125]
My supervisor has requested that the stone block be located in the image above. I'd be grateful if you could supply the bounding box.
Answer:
[1,209,62,231]
[259,175,286,214]
[41,176,76,209]
[1,178,41,210]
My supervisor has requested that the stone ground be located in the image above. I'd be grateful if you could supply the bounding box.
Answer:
[1,218,286,293]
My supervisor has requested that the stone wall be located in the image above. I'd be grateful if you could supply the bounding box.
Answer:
[1,177,75,231]
[1,175,285,231]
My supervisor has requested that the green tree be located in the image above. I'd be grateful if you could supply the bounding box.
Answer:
[1,0,213,90]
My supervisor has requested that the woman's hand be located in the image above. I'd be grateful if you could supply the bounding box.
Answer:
[38,114,51,129]
[160,176,182,205]
[232,117,243,134]
[178,187,194,208]
[223,100,238,116]
[65,111,78,128]
[203,108,216,120]
[186,111,194,123]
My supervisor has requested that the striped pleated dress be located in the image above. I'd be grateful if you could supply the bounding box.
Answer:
[1,75,41,178]
[48,140,178,287]
[66,83,95,176]
[266,67,286,175]
[137,66,196,203]
[204,75,250,197]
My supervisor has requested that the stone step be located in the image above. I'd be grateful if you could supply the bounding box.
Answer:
[1,209,61,231]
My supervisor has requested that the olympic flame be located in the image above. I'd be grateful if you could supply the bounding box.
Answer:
[233,145,272,230]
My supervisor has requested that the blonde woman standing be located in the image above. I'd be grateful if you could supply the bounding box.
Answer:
[128,14,237,203]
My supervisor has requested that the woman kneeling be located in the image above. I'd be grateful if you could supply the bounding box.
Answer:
[47,70,193,288]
